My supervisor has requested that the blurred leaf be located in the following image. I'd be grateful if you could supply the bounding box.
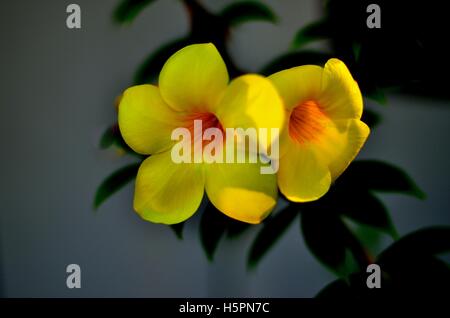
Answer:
[301,210,353,274]
[94,163,140,209]
[170,222,185,240]
[335,190,397,238]
[318,228,450,298]
[200,201,253,260]
[291,19,330,49]
[248,205,299,269]
[220,1,277,27]
[113,0,156,24]
[365,87,388,105]
[99,123,143,158]
[199,201,228,261]
[338,160,426,199]
[351,223,384,256]
[99,125,117,149]
[134,37,189,84]
[361,108,381,128]
[315,278,352,298]
[99,124,130,150]
[352,42,361,62]
[378,226,450,265]
[226,220,251,239]
[379,254,450,297]
[260,51,332,76]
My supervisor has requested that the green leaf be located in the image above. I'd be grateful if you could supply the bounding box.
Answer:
[338,160,426,199]
[199,201,228,261]
[99,124,143,158]
[170,222,185,240]
[350,223,384,256]
[378,226,450,265]
[199,200,252,260]
[300,209,352,274]
[365,86,388,105]
[226,220,251,239]
[361,108,382,128]
[134,37,189,84]
[260,51,332,76]
[99,125,117,149]
[94,163,140,209]
[113,0,156,24]
[291,19,330,49]
[220,1,277,27]
[352,42,362,62]
[315,278,351,298]
[248,205,299,269]
[332,190,397,238]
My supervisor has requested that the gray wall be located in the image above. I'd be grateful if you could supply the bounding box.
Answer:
[1,0,449,297]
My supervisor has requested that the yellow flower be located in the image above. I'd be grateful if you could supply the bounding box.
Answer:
[118,43,284,224]
[269,58,370,202]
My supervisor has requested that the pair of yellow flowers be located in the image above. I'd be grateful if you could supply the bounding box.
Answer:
[118,43,370,225]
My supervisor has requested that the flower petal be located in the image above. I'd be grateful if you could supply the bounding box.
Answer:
[215,74,285,153]
[134,151,205,224]
[118,84,181,155]
[159,43,229,113]
[204,161,278,224]
[319,58,363,120]
[268,65,323,111]
[278,143,331,202]
[269,59,363,120]
[313,119,370,180]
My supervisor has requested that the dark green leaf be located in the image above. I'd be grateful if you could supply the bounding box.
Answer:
[99,125,117,149]
[199,201,228,261]
[338,160,426,199]
[361,108,382,128]
[220,1,277,27]
[333,190,397,237]
[170,222,185,240]
[226,220,251,239]
[365,86,388,105]
[94,163,140,209]
[134,37,189,84]
[113,0,156,24]
[248,205,299,268]
[315,278,352,298]
[352,42,362,62]
[98,123,143,158]
[351,223,384,256]
[300,209,351,273]
[260,51,332,76]
[378,226,450,265]
[291,19,330,49]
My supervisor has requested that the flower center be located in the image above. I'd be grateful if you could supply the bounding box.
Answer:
[184,112,224,146]
[289,100,326,144]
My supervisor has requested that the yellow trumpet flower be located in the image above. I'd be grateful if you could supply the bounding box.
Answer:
[118,43,284,224]
[269,58,370,202]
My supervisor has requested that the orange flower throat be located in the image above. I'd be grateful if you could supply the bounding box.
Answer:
[289,100,326,144]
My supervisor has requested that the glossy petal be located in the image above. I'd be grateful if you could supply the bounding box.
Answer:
[205,160,278,224]
[268,65,323,111]
[159,43,229,113]
[313,119,370,180]
[269,59,363,120]
[134,151,205,224]
[215,74,285,155]
[278,144,331,202]
[118,84,181,155]
[319,58,363,120]
[278,118,369,201]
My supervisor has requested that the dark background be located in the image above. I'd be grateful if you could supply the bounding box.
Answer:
[1,0,449,297]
